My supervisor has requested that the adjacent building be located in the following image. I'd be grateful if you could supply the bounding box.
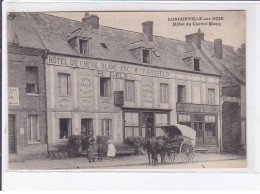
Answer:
[8,13,48,159]
[7,12,245,159]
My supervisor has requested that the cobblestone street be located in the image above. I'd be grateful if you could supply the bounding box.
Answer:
[9,153,246,170]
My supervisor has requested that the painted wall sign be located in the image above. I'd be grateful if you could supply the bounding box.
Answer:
[79,76,92,97]
[47,54,171,79]
[20,128,24,135]
[176,103,219,113]
[80,98,93,110]
[142,82,153,103]
[8,87,19,105]
[100,98,111,111]
[57,97,71,110]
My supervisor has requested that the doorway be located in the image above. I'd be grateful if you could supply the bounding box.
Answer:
[141,112,154,138]
[59,118,72,139]
[8,114,16,153]
[194,121,204,147]
[81,118,93,136]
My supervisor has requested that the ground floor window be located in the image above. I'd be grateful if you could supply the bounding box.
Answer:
[125,112,139,137]
[101,119,112,136]
[59,118,72,139]
[27,115,40,142]
[178,114,191,127]
[205,115,216,137]
[155,113,168,136]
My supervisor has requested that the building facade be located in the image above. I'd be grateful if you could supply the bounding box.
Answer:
[8,13,48,159]
[8,12,228,157]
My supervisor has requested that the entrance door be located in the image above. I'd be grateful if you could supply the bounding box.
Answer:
[81,119,93,136]
[141,112,154,138]
[8,114,16,153]
[194,122,204,147]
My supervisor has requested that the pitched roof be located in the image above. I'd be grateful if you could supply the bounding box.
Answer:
[12,13,221,76]
[201,40,245,84]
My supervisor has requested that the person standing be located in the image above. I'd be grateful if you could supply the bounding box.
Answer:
[107,136,116,160]
[87,132,95,163]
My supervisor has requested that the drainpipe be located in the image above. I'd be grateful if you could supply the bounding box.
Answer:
[219,79,224,153]
[42,50,49,154]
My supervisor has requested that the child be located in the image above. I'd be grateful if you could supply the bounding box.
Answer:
[107,137,116,160]
[97,144,104,162]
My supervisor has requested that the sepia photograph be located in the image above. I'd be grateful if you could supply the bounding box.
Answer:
[6,10,246,170]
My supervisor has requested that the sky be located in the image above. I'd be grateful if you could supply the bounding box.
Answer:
[47,11,245,48]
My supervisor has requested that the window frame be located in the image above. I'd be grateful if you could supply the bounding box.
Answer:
[59,118,72,140]
[160,83,169,103]
[27,115,40,143]
[124,112,139,137]
[100,77,111,97]
[57,73,71,96]
[177,85,186,103]
[194,58,200,71]
[208,88,216,105]
[26,66,39,94]
[101,119,112,137]
[142,49,151,64]
[125,80,135,101]
[79,39,89,54]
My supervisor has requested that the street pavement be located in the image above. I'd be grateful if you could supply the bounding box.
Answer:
[8,153,246,170]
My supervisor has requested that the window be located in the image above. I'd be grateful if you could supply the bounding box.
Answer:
[178,114,191,127]
[205,115,216,137]
[208,88,215,105]
[125,80,135,101]
[194,58,200,71]
[160,83,169,102]
[58,73,71,96]
[142,49,150,64]
[101,119,112,136]
[26,66,38,94]
[125,112,139,137]
[79,39,89,54]
[27,115,40,142]
[155,113,168,136]
[177,85,186,103]
[100,77,111,97]
[59,118,72,139]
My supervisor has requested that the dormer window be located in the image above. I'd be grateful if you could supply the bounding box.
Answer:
[79,39,89,54]
[194,58,200,71]
[143,49,151,64]
[100,43,108,49]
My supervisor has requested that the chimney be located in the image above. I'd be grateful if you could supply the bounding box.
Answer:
[82,12,99,30]
[142,21,153,42]
[7,13,16,43]
[214,39,223,59]
[185,28,204,50]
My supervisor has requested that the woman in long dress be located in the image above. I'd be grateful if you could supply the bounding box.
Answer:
[107,137,116,160]
[88,132,95,162]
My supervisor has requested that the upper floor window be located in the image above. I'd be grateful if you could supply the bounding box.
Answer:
[125,80,135,101]
[142,49,151,64]
[177,85,186,103]
[194,58,200,71]
[79,39,89,54]
[208,88,215,105]
[58,73,71,96]
[100,77,111,97]
[160,83,169,103]
[26,66,38,94]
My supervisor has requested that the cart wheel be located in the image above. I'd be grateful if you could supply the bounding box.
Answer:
[180,142,195,163]
[165,150,176,164]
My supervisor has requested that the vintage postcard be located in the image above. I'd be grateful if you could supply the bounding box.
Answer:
[5,10,246,170]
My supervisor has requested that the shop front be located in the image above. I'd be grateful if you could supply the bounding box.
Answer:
[176,103,220,151]
[122,108,171,140]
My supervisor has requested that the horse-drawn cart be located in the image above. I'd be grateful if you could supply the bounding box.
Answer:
[160,124,196,163]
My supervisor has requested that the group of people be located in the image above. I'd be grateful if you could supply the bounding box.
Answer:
[87,132,116,163]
